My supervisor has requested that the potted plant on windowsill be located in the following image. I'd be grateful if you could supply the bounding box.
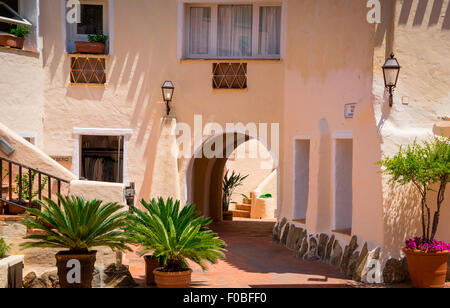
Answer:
[19,195,130,288]
[0,26,31,49]
[75,34,108,54]
[126,198,226,288]
[378,136,450,288]
[222,170,248,221]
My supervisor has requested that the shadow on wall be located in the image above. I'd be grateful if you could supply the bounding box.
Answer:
[399,0,450,29]
[375,0,450,54]
[382,182,423,259]
[39,0,174,201]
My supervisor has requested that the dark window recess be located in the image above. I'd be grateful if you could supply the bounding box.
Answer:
[70,56,106,84]
[81,135,124,184]
[0,0,19,33]
[77,4,103,35]
[212,63,247,89]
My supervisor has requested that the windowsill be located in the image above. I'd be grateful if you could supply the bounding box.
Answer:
[0,45,40,56]
[332,228,352,236]
[67,52,109,59]
[180,58,282,63]
[69,83,107,88]
[293,219,306,225]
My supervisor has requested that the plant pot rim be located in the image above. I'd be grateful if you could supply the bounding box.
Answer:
[56,250,97,256]
[403,248,450,256]
[153,267,192,275]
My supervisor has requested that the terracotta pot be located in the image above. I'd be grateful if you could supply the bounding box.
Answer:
[403,248,449,288]
[75,41,105,54]
[153,268,192,288]
[55,251,97,288]
[144,256,159,286]
[0,34,24,49]
[223,211,233,221]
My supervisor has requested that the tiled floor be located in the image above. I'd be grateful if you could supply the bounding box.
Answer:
[124,219,357,288]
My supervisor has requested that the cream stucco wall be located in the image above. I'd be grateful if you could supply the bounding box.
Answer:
[36,0,283,206]
[0,0,449,259]
[372,0,450,259]
[280,0,383,250]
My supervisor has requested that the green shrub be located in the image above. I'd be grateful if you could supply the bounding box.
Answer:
[20,195,130,253]
[88,34,108,44]
[0,238,12,258]
[126,198,226,272]
[10,26,31,38]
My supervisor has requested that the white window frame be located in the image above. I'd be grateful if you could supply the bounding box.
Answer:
[17,132,38,146]
[182,1,284,60]
[73,127,132,185]
[0,0,31,26]
[65,0,111,53]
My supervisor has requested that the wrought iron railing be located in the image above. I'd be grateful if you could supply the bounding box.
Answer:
[0,157,70,215]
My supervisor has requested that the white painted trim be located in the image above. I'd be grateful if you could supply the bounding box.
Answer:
[17,131,38,146]
[292,136,311,221]
[108,0,114,55]
[73,127,133,136]
[72,127,133,184]
[332,131,353,140]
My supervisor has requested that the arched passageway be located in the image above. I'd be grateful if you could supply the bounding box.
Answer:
[185,132,278,222]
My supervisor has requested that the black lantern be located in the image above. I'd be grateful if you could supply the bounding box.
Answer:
[161,81,175,116]
[382,53,401,107]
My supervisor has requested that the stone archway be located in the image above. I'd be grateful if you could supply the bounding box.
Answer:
[184,131,279,222]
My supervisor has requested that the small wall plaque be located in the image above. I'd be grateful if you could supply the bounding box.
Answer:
[51,156,72,163]
[344,103,357,119]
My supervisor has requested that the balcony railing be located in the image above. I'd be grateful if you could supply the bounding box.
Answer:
[0,157,70,215]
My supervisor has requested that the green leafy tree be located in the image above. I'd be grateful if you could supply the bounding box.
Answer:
[126,198,226,272]
[378,137,450,241]
[222,170,248,212]
[20,195,130,253]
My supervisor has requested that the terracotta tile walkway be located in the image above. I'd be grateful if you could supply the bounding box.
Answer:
[124,219,356,288]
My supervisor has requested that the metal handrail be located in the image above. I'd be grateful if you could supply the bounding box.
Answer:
[0,157,71,214]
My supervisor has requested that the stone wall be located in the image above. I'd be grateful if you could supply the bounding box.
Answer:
[273,218,410,284]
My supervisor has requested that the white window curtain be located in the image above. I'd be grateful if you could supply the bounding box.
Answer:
[189,7,210,56]
[259,6,281,57]
[217,5,253,58]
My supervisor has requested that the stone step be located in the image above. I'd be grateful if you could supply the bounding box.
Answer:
[236,204,252,211]
[232,210,251,218]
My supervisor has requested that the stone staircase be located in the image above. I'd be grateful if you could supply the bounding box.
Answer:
[232,203,252,218]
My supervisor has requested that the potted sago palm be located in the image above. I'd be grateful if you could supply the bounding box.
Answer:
[379,137,450,288]
[20,195,130,288]
[126,197,226,288]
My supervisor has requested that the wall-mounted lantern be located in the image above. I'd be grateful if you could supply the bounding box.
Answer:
[382,53,401,107]
[161,81,175,116]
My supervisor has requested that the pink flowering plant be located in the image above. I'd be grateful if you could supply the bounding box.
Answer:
[405,237,450,253]
[379,137,450,250]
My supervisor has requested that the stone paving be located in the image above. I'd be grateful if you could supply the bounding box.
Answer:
[124,219,357,288]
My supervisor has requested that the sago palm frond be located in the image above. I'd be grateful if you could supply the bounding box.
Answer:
[20,194,130,253]
[126,197,226,271]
